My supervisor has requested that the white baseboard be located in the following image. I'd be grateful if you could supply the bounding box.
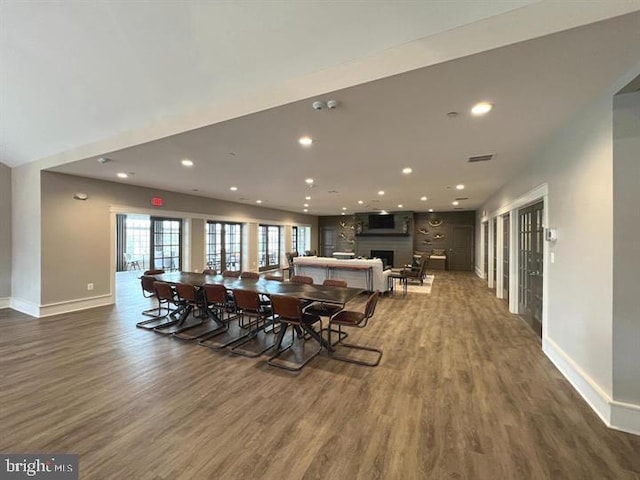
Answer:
[543,336,640,436]
[10,297,40,317]
[10,294,115,318]
[39,293,115,317]
[0,297,11,309]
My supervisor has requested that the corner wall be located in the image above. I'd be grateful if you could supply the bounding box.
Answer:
[0,163,12,306]
[612,90,640,417]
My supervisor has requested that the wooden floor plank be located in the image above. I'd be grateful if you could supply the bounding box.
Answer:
[1,271,639,479]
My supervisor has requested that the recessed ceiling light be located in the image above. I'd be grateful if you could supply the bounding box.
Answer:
[402,167,412,174]
[117,172,128,179]
[303,209,308,212]
[420,196,427,201]
[230,186,238,191]
[342,207,347,210]
[378,190,385,196]
[452,201,459,206]
[181,159,194,167]
[471,102,493,116]
[398,204,403,208]
[305,196,311,200]
[304,203,309,207]
[428,208,434,212]
[358,200,364,205]
[456,184,465,190]
[299,136,313,146]
[341,212,346,216]
[256,200,262,204]
[305,178,314,184]
[381,210,388,215]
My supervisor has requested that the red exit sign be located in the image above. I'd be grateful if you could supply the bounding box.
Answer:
[151,197,164,207]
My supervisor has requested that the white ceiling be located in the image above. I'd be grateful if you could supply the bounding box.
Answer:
[2,2,639,215]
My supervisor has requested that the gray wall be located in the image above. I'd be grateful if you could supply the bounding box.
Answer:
[479,91,615,395]
[612,89,640,405]
[40,172,317,305]
[0,163,11,299]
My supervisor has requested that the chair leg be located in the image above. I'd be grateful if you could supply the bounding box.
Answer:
[229,314,277,357]
[328,324,382,367]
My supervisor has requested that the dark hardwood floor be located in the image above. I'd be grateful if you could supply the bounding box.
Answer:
[1,271,638,479]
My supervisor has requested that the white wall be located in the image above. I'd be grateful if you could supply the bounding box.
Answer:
[0,163,12,302]
[477,71,640,433]
[612,90,640,405]
[479,92,616,414]
[11,163,41,309]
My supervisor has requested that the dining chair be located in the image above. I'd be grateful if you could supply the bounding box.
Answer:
[136,281,183,331]
[198,284,252,350]
[229,288,276,357]
[222,270,241,278]
[327,290,382,366]
[267,294,323,371]
[202,268,217,275]
[154,282,205,335]
[290,275,313,285]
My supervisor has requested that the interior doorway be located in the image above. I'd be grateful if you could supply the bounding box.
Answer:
[320,227,336,257]
[518,201,544,336]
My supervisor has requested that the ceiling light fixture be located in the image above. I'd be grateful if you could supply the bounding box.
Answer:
[456,184,465,190]
[305,196,311,200]
[256,200,262,204]
[398,204,403,208]
[181,159,194,167]
[304,209,308,212]
[117,172,128,179]
[402,167,412,174]
[230,186,238,191]
[342,207,347,211]
[341,213,346,216]
[471,102,493,116]
[299,136,313,146]
[378,190,385,196]
[428,208,434,212]
[304,203,309,207]
[420,196,427,201]
[452,201,459,206]
[97,157,110,164]
[358,200,364,205]
[305,178,314,184]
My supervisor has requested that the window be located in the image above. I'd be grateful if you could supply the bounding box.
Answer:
[292,226,298,253]
[292,225,310,253]
[258,225,281,271]
[206,222,242,272]
[151,217,182,271]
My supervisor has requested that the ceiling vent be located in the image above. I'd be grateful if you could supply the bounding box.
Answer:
[455,197,469,201]
[468,154,494,163]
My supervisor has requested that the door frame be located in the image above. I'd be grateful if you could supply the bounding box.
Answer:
[481,183,549,338]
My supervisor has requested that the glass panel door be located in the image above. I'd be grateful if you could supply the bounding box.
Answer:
[258,225,281,271]
[502,214,510,302]
[151,217,182,271]
[518,201,543,336]
[206,222,242,272]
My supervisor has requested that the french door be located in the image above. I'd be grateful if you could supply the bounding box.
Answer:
[150,217,182,271]
[518,202,544,336]
[502,214,510,302]
[206,222,242,272]
[258,225,281,271]
[482,222,489,281]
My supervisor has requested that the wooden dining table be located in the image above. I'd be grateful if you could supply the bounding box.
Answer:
[151,271,365,350]
[152,271,364,305]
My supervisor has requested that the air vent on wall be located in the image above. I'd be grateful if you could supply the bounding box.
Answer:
[455,197,468,201]
[468,154,494,163]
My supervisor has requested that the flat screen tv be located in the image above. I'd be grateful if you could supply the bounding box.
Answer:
[368,214,395,229]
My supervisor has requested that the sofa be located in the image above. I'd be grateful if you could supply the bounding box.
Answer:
[293,256,391,292]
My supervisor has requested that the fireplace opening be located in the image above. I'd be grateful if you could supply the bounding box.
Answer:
[370,250,394,268]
